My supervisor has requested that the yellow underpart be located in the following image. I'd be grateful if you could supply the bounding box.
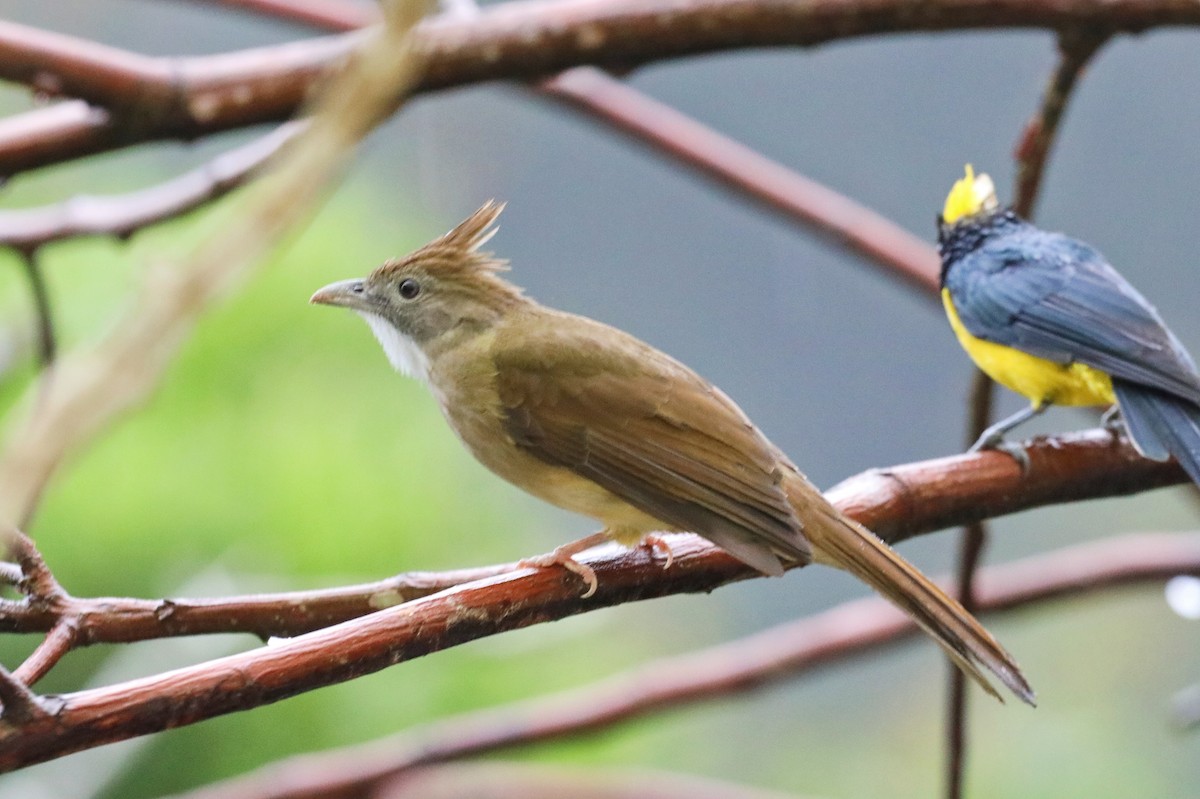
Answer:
[942,288,1115,407]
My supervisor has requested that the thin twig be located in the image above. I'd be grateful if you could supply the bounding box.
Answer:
[541,68,940,295]
[165,532,1200,799]
[1013,31,1110,218]
[17,251,55,369]
[0,121,305,250]
[945,369,994,799]
[14,619,78,687]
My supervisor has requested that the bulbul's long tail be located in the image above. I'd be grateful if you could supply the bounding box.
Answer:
[1114,381,1200,486]
[797,496,1035,705]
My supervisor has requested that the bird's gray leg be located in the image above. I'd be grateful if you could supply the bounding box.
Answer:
[969,402,1049,470]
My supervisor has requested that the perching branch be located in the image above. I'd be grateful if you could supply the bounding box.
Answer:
[0,431,1188,770]
[166,531,1200,799]
[0,428,1184,649]
[826,428,1183,545]
[3,0,1199,175]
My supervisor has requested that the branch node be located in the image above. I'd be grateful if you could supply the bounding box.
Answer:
[0,664,54,725]
[5,528,64,606]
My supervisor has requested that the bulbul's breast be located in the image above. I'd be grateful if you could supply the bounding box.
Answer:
[431,343,668,536]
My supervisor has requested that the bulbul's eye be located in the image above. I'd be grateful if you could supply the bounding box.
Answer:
[398,278,421,299]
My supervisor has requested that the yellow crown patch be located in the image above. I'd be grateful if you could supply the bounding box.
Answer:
[942,165,999,224]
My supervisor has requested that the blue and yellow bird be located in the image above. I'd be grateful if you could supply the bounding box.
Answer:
[937,166,1200,484]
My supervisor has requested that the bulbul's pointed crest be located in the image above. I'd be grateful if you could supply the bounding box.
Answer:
[441,199,506,254]
[373,200,515,286]
[402,199,511,279]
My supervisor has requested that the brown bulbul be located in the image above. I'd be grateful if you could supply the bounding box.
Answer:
[311,202,1033,704]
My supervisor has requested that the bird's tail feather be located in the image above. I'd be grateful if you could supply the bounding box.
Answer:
[803,503,1035,705]
[1114,381,1200,485]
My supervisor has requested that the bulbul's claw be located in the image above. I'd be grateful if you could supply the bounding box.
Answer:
[641,533,675,570]
[520,549,599,598]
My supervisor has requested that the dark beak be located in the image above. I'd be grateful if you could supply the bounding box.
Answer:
[311,278,368,310]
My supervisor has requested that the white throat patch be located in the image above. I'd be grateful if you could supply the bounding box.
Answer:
[357,312,431,385]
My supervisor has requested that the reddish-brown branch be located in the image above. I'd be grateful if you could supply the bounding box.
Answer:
[169,532,1200,799]
[206,0,369,31]
[376,762,806,799]
[827,428,1183,545]
[5,528,61,602]
[0,562,516,642]
[540,68,940,295]
[211,0,944,295]
[0,121,303,250]
[0,665,54,724]
[3,0,1199,175]
[13,620,77,687]
[0,429,1184,648]
[0,430,1188,771]
[0,25,358,176]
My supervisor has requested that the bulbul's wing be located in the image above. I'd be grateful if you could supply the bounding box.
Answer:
[492,312,811,575]
[946,228,1200,404]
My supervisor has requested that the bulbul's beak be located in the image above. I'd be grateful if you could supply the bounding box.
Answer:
[311,278,367,310]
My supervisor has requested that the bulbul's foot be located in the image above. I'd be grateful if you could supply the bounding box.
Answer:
[519,532,609,598]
